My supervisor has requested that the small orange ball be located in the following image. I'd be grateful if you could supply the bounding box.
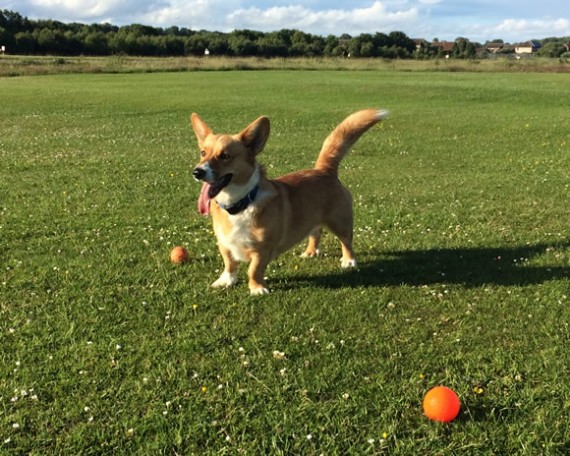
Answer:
[423,386,461,422]
[170,246,189,264]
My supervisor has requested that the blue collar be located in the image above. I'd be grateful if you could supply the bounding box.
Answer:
[217,184,259,215]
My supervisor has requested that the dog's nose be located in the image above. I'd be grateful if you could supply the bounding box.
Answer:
[193,168,206,181]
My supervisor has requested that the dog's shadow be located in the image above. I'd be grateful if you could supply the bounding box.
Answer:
[292,241,569,289]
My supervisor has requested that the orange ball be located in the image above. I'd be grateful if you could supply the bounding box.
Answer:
[423,386,461,422]
[170,246,189,264]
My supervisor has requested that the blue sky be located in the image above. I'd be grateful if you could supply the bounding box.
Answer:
[5,0,569,43]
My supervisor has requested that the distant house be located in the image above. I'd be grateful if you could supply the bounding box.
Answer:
[515,40,541,54]
[432,41,455,54]
[413,38,428,50]
[485,42,505,53]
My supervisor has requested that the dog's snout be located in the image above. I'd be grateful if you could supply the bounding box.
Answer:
[193,167,206,181]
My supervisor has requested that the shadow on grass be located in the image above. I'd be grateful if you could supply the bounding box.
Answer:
[294,241,569,289]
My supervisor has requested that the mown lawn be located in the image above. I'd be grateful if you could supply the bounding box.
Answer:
[1,69,569,454]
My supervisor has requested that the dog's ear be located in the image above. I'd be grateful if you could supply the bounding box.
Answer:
[239,116,270,155]
[190,113,213,149]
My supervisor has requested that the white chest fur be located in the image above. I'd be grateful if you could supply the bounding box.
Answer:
[215,206,256,262]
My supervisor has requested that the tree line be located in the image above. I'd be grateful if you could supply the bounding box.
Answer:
[0,10,417,58]
[1,10,569,59]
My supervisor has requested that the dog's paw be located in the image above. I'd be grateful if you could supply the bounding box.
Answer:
[212,271,238,288]
[301,249,320,258]
[250,286,270,296]
[341,258,357,268]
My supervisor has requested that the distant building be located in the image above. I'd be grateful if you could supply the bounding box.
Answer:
[413,39,428,50]
[432,41,455,53]
[514,40,541,54]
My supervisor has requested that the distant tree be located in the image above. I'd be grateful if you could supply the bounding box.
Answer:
[91,22,118,35]
[323,34,338,56]
[388,31,415,55]
[452,37,476,58]
[122,24,162,37]
[63,30,83,55]
[228,30,261,56]
[184,32,211,55]
[285,30,322,56]
[0,25,11,48]
[206,33,229,56]
[36,28,68,54]
[14,31,35,53]
[537,41,566,57]
[156,35,184,56]
[165,26,180,36]
[373,32,390,49]
[1,10,27,32]
[258,31,289,57]
[84,31,109,55]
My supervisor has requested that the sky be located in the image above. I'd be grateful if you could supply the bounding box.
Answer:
[5,0,570,43]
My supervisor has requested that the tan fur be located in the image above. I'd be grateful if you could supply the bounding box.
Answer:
[191,109,388,295]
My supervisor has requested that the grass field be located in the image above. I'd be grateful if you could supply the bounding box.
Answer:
[1,54,569,77]
[1,69,569,454]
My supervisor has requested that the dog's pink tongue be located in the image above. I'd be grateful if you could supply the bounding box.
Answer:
[197,182,211,216]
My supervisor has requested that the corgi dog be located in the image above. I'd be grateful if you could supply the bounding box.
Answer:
[191,109,388,295]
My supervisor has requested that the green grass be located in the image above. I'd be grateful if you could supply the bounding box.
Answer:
[1,70,569,454]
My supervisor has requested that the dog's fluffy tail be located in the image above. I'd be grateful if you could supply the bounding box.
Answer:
[315,109,389,175]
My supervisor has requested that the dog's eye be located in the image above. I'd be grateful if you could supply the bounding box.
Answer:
[219,152,230,160]
[200,150,206,157]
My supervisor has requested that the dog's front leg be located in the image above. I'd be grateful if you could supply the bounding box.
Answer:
[247,253,271,295]
[212,246,239,289]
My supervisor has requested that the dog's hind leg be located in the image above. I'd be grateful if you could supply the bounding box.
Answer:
[326,214,356,268]
[339,240,356,268]
[301,228,322,258]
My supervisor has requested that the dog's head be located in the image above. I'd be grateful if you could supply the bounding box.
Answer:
[191,113,270,199]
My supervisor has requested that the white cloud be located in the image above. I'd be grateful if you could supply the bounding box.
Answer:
[494,18,570,39]
[227,1,420,35]
[6,0,570,42]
